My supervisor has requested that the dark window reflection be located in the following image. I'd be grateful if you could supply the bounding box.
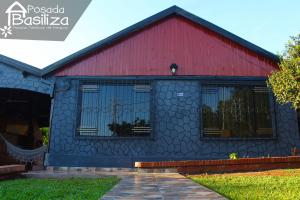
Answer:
[202,85,273,138]
[78,81,151,137]
[297,109,300,137]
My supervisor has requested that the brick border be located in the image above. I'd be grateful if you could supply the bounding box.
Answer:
[135,156,300,173]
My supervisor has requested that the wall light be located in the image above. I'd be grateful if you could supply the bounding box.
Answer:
[170,63,178,75]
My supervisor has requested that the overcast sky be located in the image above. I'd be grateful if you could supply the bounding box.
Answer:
[0,0,299,68]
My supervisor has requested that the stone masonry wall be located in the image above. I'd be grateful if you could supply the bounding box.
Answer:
[0,63,53,95]
[47,78,300,167]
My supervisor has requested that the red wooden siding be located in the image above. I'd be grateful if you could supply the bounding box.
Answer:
[55,16,278,77]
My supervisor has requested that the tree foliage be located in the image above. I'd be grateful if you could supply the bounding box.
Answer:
[267,33,300,109]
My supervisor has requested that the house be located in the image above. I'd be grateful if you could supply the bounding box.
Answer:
[5,1,27,26]
[0,55,51,165]
[0,6,299,167]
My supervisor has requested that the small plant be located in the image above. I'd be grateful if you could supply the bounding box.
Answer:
[229,153,238,160]
[40,127,49,145]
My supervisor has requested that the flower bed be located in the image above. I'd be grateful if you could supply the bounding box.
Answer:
[135,156,300,174]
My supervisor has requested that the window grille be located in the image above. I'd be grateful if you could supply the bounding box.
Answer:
[77,80,152,137]
[202,85,273,138]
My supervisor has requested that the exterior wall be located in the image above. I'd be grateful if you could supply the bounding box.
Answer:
[46,77,300,167]
[0,63,53,95]
[54,16,277,77]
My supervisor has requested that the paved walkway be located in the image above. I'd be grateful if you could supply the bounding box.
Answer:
[101,173,226,200]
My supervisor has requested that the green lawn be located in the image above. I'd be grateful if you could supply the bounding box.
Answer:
[190,169,300,200]
[0,177,119,200]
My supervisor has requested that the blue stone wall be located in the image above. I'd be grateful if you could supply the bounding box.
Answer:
[47,78,300,167]
[0,63,53,95]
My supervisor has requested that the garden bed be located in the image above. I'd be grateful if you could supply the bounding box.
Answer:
[135,156,300,174]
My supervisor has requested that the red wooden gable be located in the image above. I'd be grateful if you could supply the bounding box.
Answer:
[54,16,278,77]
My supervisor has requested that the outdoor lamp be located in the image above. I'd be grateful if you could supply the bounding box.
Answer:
[170,63,178,75]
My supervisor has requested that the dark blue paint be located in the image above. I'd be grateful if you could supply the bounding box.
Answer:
[0,62,53,95]
[46,77,300,167]
[0,54,41,76]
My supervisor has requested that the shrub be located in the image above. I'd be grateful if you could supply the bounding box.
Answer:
[40,127,49,145]
[229,153,238,160]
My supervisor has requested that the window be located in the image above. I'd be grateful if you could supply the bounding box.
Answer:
[297,110,300,136]
[202,85,273,138]
[77,81,151,137]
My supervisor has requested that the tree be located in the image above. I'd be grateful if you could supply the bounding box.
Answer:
[267,33,300,109]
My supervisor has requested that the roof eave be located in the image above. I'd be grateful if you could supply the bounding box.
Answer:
[0,54,42,76]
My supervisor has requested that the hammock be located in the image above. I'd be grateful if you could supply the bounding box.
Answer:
[0,133,47,163]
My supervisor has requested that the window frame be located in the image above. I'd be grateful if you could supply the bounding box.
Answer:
[75,79,155,140]
[297,109,300,137]
[199,80,277,141]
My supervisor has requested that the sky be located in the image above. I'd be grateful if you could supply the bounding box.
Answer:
[0,0,299,69]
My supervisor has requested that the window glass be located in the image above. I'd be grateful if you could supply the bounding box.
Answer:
[202,85,273,138]
[78,81,151,137]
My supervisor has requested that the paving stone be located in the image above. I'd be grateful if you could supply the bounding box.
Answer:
[100,173,226,200]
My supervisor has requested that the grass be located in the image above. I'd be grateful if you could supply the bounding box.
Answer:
[0,177,119,200]
[189,169,300,200]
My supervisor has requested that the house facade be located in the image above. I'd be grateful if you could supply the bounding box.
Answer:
[1,6,299,167]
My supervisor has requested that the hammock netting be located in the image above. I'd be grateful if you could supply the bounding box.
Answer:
[0,133,47,163]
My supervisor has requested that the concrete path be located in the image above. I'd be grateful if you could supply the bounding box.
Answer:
[101,173,226,200]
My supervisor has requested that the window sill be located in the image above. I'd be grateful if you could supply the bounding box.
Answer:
[200,137,277,141]
[74,135,154,140]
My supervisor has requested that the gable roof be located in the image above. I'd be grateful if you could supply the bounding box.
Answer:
[0,54,41,76]
[42,5,279,76]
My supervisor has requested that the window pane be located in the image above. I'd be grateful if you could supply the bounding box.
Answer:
[99,84,116,136]
[253,87,273,136]
[78,81,151,137]
[202,85,273,138]
[202,86,222,136]
[78,85,99,136]
[297,110,300,137]
[109,84,135,137]
[223,86,254,137]
[132,85,151,136]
